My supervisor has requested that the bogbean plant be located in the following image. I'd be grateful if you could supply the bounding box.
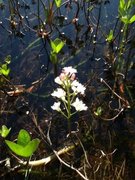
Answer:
[105,0,135,74]
[0,55,11,84]
[50,38,65,76]
[0,126,40,158]
[54,0,62,8]
[51,66,88,133]
[0,56,40,158]
[5,129,40,158]
[0,55,11,76]
[117,0,135,74]
[1,66,87,159]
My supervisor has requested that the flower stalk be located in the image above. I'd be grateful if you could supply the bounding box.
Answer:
[51,66,88,133]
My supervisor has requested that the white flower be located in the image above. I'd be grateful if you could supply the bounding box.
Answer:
[54,76,63,85]
[51,88,66,100]
[71,80,86,95]
[51,102,61,111]
[71,97,88,111]
[63,66,77,75]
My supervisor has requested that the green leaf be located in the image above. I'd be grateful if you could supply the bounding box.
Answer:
[129,15,135,24]
[1,68,10,76]
[50,38,64,54]
[17,129,31,147]
[119,0,125,10]
[107,30,114,42]
[5,129,40,157]
[54,0,62,8]
[5,140,24,155]
[2,63,8,70]
[119,0,125,15]
[0,125,11,138]
[121,15,130,24]
[5,138,40,157]
[94,107,103,116]
[127,0,131,9]
[22,139,40,157]
[1,63,10,76]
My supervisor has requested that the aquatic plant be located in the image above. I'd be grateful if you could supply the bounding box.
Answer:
[50,38,65,76]
[51,66,88,133]
[119,0,135,25]
[0,55,11,77]
[0,125,11,138]
[5,129,40,158]
[54,0,62,8]
[106,30,114,43]
[118,0,135,69]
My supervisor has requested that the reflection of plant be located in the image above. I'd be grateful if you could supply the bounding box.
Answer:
[51,66,88,132]
[5,129,40,158]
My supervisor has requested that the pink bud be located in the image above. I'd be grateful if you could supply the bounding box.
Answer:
[70,73,76,81]
[59,73,66,81]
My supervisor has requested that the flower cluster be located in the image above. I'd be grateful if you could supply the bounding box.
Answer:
[51,66,88,118]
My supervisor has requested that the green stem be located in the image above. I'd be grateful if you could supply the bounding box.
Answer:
[66,80,71,133]
[60,110,68,119]
[118,23,128,73]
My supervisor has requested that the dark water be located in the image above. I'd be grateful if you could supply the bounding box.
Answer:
[0,0,118,109]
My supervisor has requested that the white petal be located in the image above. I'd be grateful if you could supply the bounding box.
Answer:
[63,66,77,75]
[54,76,63,85]
[71,80,86,95]
[51,102,61,111]
[51,88,66,100]
[71,98,88,111]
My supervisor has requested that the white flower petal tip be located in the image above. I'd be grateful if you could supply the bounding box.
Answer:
[51,102,61,111]
[51,88,66,100]
[71,80,86,95]
[54,76,63,85]
[62,66,77,75]
[71,98,88,111]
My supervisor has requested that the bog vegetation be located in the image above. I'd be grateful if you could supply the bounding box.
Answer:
[0,0,135,179]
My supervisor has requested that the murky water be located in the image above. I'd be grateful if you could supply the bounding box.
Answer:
[0,0,111,105]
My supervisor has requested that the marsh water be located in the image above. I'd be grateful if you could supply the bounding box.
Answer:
[0,0,135,179]
[0,0,120,107]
